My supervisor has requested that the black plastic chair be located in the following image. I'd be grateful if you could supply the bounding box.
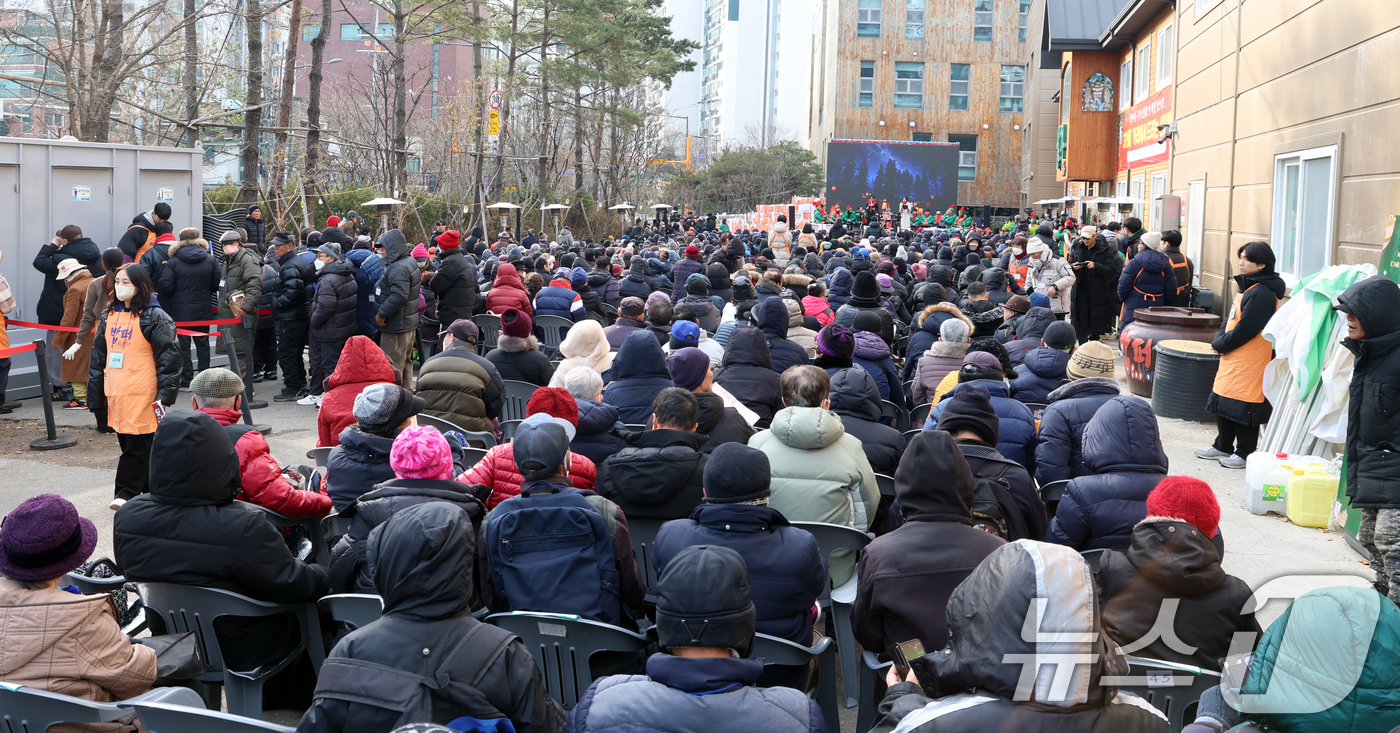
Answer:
[322,511,352,541]
[1080,548,1110,573]
[132,701,297,732]
[901,428,922,443]
[587,311,609,327]
[1107,656,1222,733]
[880,399,909,432]
[856,650,894,733]
[626,517,667,605]
[472,313,502,354]
[1041,479,1071,516]
[499,419,524,442]
[749,634,839,733]
[0,684,205,733]
[623,423,649,432]
[242,502,331,566]
[791,521,873,708]
[502,380,538,422]
[1022,401,1049,420]
[136,583,325,719]
[875,473,896,498]
[318,593,384,631]
[909,402,933,428]
[486,612,650,710]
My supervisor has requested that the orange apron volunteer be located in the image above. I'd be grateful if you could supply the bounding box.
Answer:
[103,310,160,434]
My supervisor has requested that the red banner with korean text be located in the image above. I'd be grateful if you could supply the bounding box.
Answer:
[1118,85,1172,172]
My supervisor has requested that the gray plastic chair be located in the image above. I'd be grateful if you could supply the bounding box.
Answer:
[587,311,609,327]
[909,402,933,427]
[499,419,524,442]
[502,380,538,422]
[534,315,574,353]
[318,593,384,631]
[791,521,873,708]
[0,684,205,733]
[625,517,667,605]
[901,428,922,443]
[1109,656,1221,732]
[323,511,351,541]
[875,473,896,498]
[856,649,894,733]
[242,502,330,566]
[136,583,325,720]
[486,612,650,710]
[307,447,332,469]
[131,701,296,733]
[472,313,502,354]
[880,399,909,432]
[459,447,489,471]
[416,415,496,449]
[749,633,839,733]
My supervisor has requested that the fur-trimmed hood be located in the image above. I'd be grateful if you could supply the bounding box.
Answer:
[917,302,971,332]
[495,334,539,353]
[782,273,812,288]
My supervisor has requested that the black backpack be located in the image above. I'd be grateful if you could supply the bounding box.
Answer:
[959,443,1032,541]
[312,622,519,732]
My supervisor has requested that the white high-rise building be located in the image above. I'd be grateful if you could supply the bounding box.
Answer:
[693,0,813,149]
[653,0,704,148]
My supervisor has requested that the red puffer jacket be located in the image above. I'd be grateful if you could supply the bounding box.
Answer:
[482,263,533,316]
[200,407,333,517]
[317,335,399,447]
[459,443,596,509]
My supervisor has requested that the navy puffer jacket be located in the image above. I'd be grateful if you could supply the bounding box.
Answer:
[310,259,359,342]
[345,249,382,337]
[755,296,808,374]
[534,282,584,321]
[570,398,629,465]
[601,330,674,425]
[826,268,853,308]
[325,427,397,510]
[1003,307,1056,365]
[1117,248,1177,327]
[669,257,705,300]
[923,380,1037,472]
[1009,346,1070,404]
[1046,396,1168,550]
[829,367,905,476]
[1033,377,1121,485]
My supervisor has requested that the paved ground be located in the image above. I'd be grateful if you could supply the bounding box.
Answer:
[0,368,1372,729]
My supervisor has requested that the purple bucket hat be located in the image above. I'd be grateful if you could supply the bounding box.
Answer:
[0,494,97,581]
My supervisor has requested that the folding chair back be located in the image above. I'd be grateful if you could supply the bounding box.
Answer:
[535,315,574,353]
[472,314,502,354]
[880,399,909,432]
[502,381,538,422]
[309,447,333,469]
[486,612,649,710]
[748,634,839,733]
[875,473,896,498]
[790,521,872,708]
[626,517,667,603]
[1111,657,1220,732]
[1080,548,1111,573]
[0,685,207,733]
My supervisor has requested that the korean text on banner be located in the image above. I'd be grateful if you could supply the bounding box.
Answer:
[1118,85,1172,171]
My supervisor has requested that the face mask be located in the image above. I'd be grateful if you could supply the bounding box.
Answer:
[314,259,326,271]
[115,284,135,302]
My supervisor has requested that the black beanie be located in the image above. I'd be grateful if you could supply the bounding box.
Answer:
[702,443,771,504]
[630,258,648,277]
[938,383,1000,446]
[853,310,883,335]
[852,270,881,300]
[655,545,756,657]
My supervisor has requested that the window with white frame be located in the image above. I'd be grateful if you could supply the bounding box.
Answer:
[860,60,874,106]
[999,65,1024,111]
[895,62,924,107]
[1157,23,1173,85]
[949,133,978,180]
[950,63,970,110]
[1272,146,1338,277]
[1131,177,1144,220]
[1120,58,1133,109]
[1117,180,1128,198]
[905,0,925,39]
[1196,0,1222,18]
[858,0,881,37]
[1136,41,1152,101]
[1018,0,1031,42]
[974,0,993,41]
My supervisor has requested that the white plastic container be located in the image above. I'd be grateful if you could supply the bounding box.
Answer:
[1244,453,1330,516]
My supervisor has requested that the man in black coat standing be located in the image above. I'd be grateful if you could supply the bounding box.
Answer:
[32,224,103,400]
[1067,226,1121,343]
[308,243,358,401]
[1336,274,1400,604]
[428,230,477,327]
[374,229,421,389]
[243,204,266,251]
[159,232,222,389]
[270,231,313,401]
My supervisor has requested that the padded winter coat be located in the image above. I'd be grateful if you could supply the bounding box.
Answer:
[1004,307,1056,365]
[1010,346,1071,404]
[310,259,359,343]
[549,320,615,388]
[1046,396,1168,550]
[1338,275,1400,509]
[669,257,706,300]
[88,302,182,412]
[694,390,754,454]
[715,326,784,429]
[482,263,533,316]
[158,241,222,324]
[534,281,586,321]
[750,406,879,585]
[910,341,967,406]
[200,407,333,518]
[460,443,597,509]
[33,238,103,325]
[427,248,477,327]
[326,427,398,509]
[1067,235,1122,338]
[595,429,708,521]
[345,249,383,337]
[1033,377,1121,485]
[829,367,905,477]
[570,398,629,465]
[417,342,504,432]
[600,330,675,425]
[924,380,1037,473]
[1117,249,1177,327]
[317,335,397,447]
[902,304,970,382]
[485,334,555,387]
[273,249,313,322]
[852,331,900,404]
[754,296,809,374]
[374,230,421,334]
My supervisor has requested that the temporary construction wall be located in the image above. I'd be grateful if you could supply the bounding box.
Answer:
[0,138,203,398]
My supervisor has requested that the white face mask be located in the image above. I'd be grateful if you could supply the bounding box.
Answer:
[115,284,135,302]
[313,259,326,271]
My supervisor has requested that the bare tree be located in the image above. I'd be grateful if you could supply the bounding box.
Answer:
[269,0,304,227]
[305,0,331,208]
[240,0,264,203]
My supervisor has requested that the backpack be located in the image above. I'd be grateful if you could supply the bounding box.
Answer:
[485,483,623,625]
[959,443,1031,541]
[312,621,520,732]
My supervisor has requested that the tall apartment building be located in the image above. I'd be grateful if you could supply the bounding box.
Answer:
[805,0,1033,208]
[698,0,815,148]
[652,0,704,146]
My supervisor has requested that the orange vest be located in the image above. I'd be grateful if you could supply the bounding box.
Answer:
[1211,284,1275,405]
[0,314,8,352]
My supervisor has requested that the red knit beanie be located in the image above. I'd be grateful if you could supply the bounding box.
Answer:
[1146,477,1220,538]
[439,230,460,250]
[526,387,578,427]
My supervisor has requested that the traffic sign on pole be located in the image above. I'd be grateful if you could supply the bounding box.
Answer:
[488,89,502,110]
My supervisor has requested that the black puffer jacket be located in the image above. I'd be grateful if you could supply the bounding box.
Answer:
[694,391,754,454]
[855,432,1007,660]
[33,238,103,324]
[375,230,421,334]
[310,259,358,342]
[1034,377,1121,485]
[872,541,1167,733]
[327,478,489,607]
[1338,275,1400,509]
[1003,306,1056,365]
[113,411,329,671]
[273,249,313,322]
[715,326,784,429]
[829,367,904,477]
[325,427,398,509]
[300,503,564,733]
[1098,521,1259,671]
[595,428,708,521]
[157,242,222,324]
[599,330,673,425]
[242,214,266,249]
[428,248,477,327]
[570,398,629,465]
[754,296,808,373]
[88,303,183,409]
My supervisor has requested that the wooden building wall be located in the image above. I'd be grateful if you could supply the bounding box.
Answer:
[805,0,1028,207]
[1059,51,1120,182]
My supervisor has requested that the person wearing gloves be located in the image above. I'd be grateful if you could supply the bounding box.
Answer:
[0,494,158,728]
[89,264,181,510]
[1025,237,1075,317]
[568,544,827,733]
[53,258,95,409]
[216,230,263,378]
